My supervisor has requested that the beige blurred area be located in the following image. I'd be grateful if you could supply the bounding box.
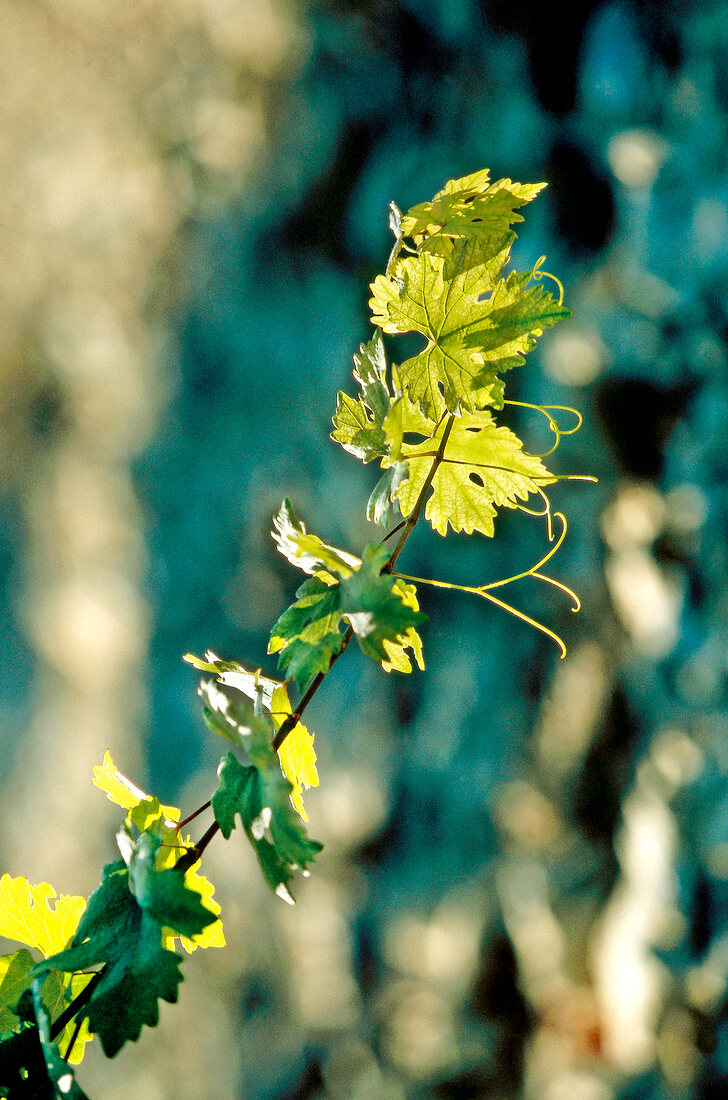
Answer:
[0,0,303,1094]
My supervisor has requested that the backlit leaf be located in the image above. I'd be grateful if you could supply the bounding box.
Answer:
[401,170,545,254]
[393,402,556,536]
[380,579,425,673]
[0,875,86,959]
[370,235,568,418]
[272,498,359,578]
[197,678,276,769]
[185,653,320,821]
[331,333,392,463]
[92,751,180,823]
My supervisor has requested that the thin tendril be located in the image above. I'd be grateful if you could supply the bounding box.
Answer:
[480,512,568,590]
[528,255,565,305]
[477,589,567,658]
[394,567,568,658]
[391,512,574,657]
[515,485,554,541]
[531,572,581,611]
[502,400,583,460]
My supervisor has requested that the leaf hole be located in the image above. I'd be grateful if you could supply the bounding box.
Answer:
[402,432,429,445]
[437,380,446,397]
[469,472,485,487]
[465,426,480,434]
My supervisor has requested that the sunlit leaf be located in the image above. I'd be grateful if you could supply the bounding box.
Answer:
[92,751,180,823]
[391,399,556,536]
[370,236,568,418]
[380,579,425,673]
[272,498,359,578]
[331,332,392,463]
[401,170,545,255]
[272,681,319,822]
[197,679,276,769]
[0,875,86,959]
[186,653,319,821]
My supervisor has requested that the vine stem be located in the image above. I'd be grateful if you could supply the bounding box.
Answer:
[273,412,454,751]
[384,413,454,573]
[182,414,455,861]
[175,820,221,873]
[49,969,104,1042]
[176,801,211,831]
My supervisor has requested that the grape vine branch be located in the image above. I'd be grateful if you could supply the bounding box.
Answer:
[0,168,594,1098]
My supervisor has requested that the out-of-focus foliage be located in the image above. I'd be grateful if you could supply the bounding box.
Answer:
[2,0,728,1097]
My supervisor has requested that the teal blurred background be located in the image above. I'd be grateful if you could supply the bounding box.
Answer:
[2,0,728,1096]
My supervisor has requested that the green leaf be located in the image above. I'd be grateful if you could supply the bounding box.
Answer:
[33,861,182,1058]
[272,498,359,578]
[366,461,408,527]
[331,333,392,462]
[90,754,224,956]
[197,679,276,769]
[340,545,427,662]
[370,236,568,418]
[393,402,556,536]
[0,980,90,1099]
[212,753,323,901]
[210,755,256,842]
[128,831,218,941]
[186,652,319,821]
[268,573,345,692]
[0,950,34,1033]
[160,870,226,956]
[401,170,545,254]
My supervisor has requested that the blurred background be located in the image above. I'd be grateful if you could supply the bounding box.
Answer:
[1,0,728,1096]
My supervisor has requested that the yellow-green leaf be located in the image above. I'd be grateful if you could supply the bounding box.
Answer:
[380,579,425,673]
[390,397,556,536]
[272,682,319,822]
[92,751,180,823]
[370,238,567,419]
[0,948,34,1031]
[401,171,545,253]
[0,875,86,958]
